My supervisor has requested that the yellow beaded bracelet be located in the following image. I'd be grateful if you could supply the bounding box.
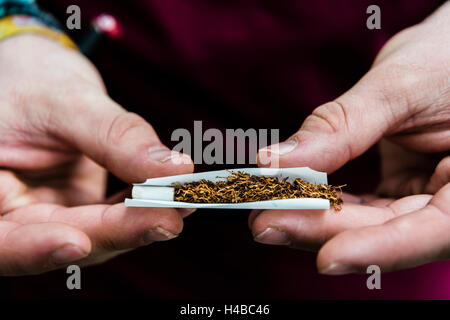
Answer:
[0,15,76,49]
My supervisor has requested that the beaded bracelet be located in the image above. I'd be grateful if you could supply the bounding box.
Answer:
[0,0,76,49]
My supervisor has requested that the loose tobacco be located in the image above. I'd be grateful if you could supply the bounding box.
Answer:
[173,171,345,210]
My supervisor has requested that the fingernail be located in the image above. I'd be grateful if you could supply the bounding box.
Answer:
[254,227,291,246]
[50,244,88,265]
[259,139,297,155]
[148,146,182,163]
[177,208,197,218]
[319,263,355,275]
[143,226,178,243]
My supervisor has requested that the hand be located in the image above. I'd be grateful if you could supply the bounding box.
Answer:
[251,3,450,274]
[0,34,193,275]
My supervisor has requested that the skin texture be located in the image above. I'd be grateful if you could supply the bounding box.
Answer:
[252,2,450,275]
[0,34,195,276]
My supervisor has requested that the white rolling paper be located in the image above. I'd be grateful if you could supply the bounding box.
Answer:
[125,167,330,210]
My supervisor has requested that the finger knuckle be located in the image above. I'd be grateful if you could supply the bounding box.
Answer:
[306,101,354,160]
[103,112,147,147]
[308,101,349,135]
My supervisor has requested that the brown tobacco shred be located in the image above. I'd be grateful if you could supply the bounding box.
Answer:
[173,171,345,210]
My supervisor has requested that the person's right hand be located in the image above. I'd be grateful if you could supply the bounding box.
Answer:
[0,34,193,276]
[251,2,450,274]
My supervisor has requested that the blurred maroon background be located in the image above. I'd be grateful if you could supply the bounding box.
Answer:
[2,0,449,299]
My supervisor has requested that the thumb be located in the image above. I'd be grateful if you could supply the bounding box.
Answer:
[257,70,406,173]
[51,92,193,183]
